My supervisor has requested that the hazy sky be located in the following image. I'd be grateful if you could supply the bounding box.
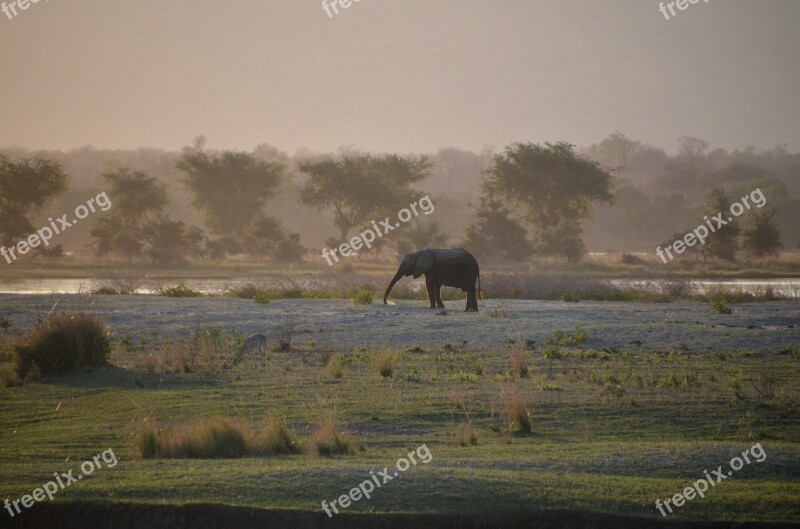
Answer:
[1,0,799,154]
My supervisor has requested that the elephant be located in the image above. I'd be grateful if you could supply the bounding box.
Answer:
[383,248,482,312]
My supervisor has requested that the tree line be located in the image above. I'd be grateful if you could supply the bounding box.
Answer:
[0,134,791,265]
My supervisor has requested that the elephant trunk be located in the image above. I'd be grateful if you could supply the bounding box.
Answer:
[383,270,404,304]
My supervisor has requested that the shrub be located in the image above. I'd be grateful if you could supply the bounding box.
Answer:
[374,351,398,378]
[92,287,118,295]
[225,284,264,299]
[253,292,271,304]
[256,416,301,455]
[545,327,591,346]
[160,284,205,298]
[136,416,299,459]
[14,312,111,377]
[510,350,529,378]
[711,300,733,314]
[327,356,345,379]
[310,419,364,456]
[453,423,479,447]
[505,389,531,433]
[0,364,21,388]
[349,288,373,305]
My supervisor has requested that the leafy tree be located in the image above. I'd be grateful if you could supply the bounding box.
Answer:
[743,208,782,258]
[395,220,449,257]
[90,168,168,258]
[177,143,285,236]
[532,220,585,263]
[0,155,68,246]
[244,213,306,262]
[462,192,533,262]
[485,142,613,261]
[703,189,741,262]
[298,153,430,240]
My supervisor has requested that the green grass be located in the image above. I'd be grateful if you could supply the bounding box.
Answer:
[1,323,799,524]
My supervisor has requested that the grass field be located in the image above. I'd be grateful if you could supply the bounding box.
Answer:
[1,294,799,528]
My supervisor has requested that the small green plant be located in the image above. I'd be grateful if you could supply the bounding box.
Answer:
[560,293,580,302]
[253,292,271,304]
[327,356,345,379]
[711,300,733,314]
[160,284,205,298]
[349,288,373,305]
[374,351,398,378]
[545,327,591,346]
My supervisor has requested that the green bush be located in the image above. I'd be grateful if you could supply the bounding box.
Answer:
[253,292,271,304]
[92,287,118,295]
[14,312,111,377]
[349,288,373,305]
[310,419,364,456]
[160,284,205,298]
[711,300,733,314]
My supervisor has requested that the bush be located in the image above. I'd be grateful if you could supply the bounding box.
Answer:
[374,351,398,378]
[453,423,479,447]
[256,416,302,455]
[711,300,733,314]
[160,284,205,298]
[349,288,373,305]
[92,287,119,295]
[253,292,271,304]
[225,284,265,299]
[136,416,300,459]
[14,312,111,377]
[505,389,532,433]
[310,419,364,456]
[510,350,529,378]
[0,364,21,388]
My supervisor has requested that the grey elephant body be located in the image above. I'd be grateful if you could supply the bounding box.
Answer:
[383,248,482,312]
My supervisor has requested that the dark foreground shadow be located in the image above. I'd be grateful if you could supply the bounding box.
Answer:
[2,502,796,529]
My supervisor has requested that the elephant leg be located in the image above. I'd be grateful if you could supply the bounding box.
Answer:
[465,289,478,312]
[435,284,445,308]
[425,275,437,308]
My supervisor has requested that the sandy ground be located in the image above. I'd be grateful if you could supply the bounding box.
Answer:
[1,294,797,352]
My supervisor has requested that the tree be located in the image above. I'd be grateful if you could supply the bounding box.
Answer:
[743,208,782,258]
[244,213,306,262]
[703,189,741,262]
[90,168,168,258]
[484,142,613,261]
[298,153,430,241]
[395,220,449,257]
[178,144,284,236]
[0,154,68,246]
[462,192,533,262]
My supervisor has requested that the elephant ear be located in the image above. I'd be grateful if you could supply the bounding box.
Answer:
[413,250,434,278]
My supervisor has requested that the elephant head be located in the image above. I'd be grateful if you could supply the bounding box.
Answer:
[383,250,435,304]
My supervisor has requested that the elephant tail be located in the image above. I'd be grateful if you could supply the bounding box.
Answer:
[477,272,484,300]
